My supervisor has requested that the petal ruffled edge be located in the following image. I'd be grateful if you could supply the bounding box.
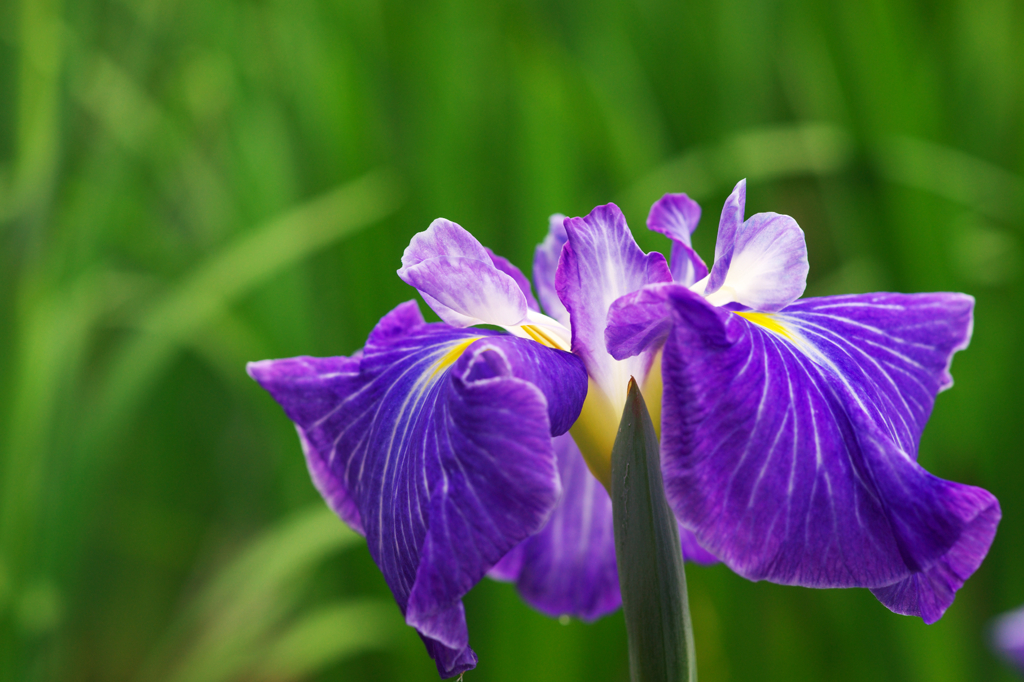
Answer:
[867,460,1000,624]
[398,218,529,327]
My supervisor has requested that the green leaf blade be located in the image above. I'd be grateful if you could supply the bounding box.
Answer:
[611,378,697,682]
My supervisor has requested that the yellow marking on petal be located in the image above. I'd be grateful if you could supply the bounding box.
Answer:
[734,311,793,340]
[570,358,664,493]
[429,337,481,378]
[520,324,563,349]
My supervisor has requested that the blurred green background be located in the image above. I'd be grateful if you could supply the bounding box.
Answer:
[0,0,1022,680]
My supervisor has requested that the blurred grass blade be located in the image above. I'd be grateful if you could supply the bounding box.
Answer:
[72,52,234,241]
[257,600,402,681]
[139,504,365,682]
[875,135,1024,225]
[90,167,403,447]
[10,0,63,224]
[0,271,116,583]
[623,122,854,213]
[188,311,274,395]
[612,378,696,682]
[137,167,403,343]
[197,504,359,616]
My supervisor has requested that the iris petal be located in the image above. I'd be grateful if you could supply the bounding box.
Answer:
[556,203,673,402]
[646,193,708,286]
[399,218,529,327]
[489,434,719,621]
[532,214,571,326]
[490,434,621,620]
[486,247,540,312]
[248,301,588,676]
[708,178,746,283]
[606,285,999,622]
[699,179,808,312]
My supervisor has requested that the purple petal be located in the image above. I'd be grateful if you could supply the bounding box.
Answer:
[702,211,809,312]
[556,203,673,402]
[993,605,1024,673]
[705,179,747,294]
[612,286,999,622]
[248,301,588,677]
[679,524,719,565]
[494,434,621,621]
[646,194,708,286]
[647,194,701,246]
[399,218,529,327]
[532,214,570,326]
[490,434,718,620]
[486,247,540,312]
[698,180,808,312]
[605,283,676,362]
[299,423,365,534]
[422,636,478,677]
[867,467,1001,623]
[486,542,526,583]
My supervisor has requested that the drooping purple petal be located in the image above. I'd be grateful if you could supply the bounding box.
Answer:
[556,203,673,402]
[679,524,719,566]
[399,218,529,327]
[606,285,999,622]
[992,605,1024,673]
[866,463,1001,623]
[489,434,718,620]
[532,214,570,326]
[646,194,708,286]
[299,418,365,535]
[486,247,540,312]
[248,301,588,677]
[490,434,620,620]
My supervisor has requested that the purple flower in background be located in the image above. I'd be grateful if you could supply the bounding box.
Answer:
[249,180,999,677]
[993,605,1024,674]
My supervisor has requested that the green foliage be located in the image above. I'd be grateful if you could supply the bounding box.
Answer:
[0,0,1021,680]
[135,505,400,682]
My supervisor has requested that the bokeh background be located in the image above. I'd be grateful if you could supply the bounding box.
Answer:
[1,0,1022,680]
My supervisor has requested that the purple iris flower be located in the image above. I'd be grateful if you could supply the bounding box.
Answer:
[607,180,999,625]
[248,180,999,677]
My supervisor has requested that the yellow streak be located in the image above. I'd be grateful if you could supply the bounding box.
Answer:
[429,337,481,378]
[520,324,562,349]
[733,311,793,340]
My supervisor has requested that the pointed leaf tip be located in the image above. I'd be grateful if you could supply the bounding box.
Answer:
[611,380,696,682]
